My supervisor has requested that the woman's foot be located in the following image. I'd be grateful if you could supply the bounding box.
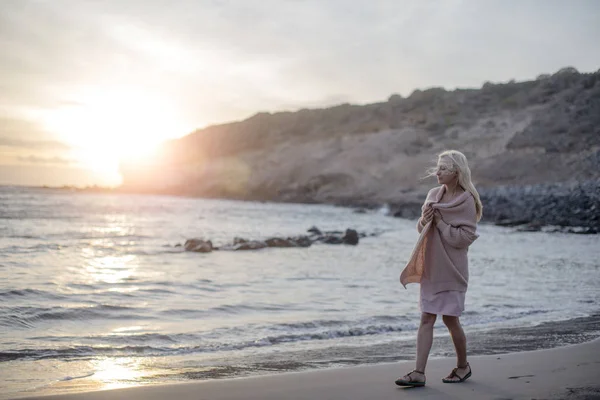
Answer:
[395,370,426,387]
[442,363,471,383]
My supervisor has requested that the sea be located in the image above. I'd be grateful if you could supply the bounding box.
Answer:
[1,186,599,398]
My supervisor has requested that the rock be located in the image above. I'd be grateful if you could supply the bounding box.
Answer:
[233,240,267,251]
[495,219,531,227]
[291,235,312,247]
[390,202,422,219]
[307,226,322,235]
[388,93,403,103]
[562,227,598,235]
[353,208,368,214]
[265,237,293,247]
[516,221,543,232]
[480,180,600,233]
[184,239,213,253]
[323,235,343,244]
[233,237,248,245]
[342,229,359,245]
[554,66,579,76]
[184,227,372,254]
[264,236,314,248]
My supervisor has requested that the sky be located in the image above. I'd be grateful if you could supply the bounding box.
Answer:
[1,0,599,187]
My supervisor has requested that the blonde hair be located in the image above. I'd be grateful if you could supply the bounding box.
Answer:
[426,150,483,221]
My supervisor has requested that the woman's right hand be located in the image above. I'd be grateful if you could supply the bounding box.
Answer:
[421,206,434,225]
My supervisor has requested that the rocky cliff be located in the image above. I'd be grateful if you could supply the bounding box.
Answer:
[120,67,600,229]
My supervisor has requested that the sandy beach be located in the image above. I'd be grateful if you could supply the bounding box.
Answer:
[17,338,600,400]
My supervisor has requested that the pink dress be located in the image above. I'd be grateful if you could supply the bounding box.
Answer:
[419,276,465,316]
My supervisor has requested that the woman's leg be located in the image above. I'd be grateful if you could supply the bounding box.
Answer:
[415,312,437,372]
[397,312,436,384]
[442,315,470,381]
[442,315,467,366]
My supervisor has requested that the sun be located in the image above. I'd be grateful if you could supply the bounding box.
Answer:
[42,87,189,185]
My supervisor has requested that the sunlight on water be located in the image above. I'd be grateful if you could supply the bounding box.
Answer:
[83,255,138,285]
[111,326,144,333]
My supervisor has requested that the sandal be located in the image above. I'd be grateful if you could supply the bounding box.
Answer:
[442,363,471,383]
[395,370,426,387]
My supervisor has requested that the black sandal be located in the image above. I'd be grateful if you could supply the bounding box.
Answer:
[442,363,471,383]
[395,370,426,387]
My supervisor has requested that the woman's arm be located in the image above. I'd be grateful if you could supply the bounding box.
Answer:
[417,207,434,233]
[434,199,479,248]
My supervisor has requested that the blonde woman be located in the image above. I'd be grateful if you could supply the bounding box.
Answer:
[396,150,483,387]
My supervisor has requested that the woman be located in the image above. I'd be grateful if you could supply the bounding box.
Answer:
[396,150,483,387]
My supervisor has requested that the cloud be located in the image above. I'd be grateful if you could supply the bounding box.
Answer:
[2,0,599,122]
[0,0,599,186]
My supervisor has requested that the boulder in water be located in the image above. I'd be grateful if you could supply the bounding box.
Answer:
[265,237,296,247]
[307,226,322,235]
[184,239,213,253]
[233,240,268,251]
[342,229,359,245]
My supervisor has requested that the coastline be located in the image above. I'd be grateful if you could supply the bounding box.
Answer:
[22,180,600,234]
[16,337,600,400]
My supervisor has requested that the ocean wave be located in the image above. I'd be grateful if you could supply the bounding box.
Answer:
[29,332,188,345]
[0,322,411,362]
[5,234,40,239]
[271,315,410,331]
[0,289,66,300]
[0,345,165,362]
[1,243,64,253]
[158,303,299,318]
[0,214,80,221]
[251,324,407,345]
[0,305,153,328]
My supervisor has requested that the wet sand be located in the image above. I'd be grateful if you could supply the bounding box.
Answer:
[18,337,600,400]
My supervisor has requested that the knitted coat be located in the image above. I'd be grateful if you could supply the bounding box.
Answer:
[400,186,479,293]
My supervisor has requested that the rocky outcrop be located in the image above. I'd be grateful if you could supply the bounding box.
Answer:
[182,227,379,253]
[479,180,600,233]
[120,67,600,229]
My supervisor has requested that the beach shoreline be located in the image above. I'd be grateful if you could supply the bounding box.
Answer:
[26,181,600,233]
[15,337,600,400]
[5,312,600,400]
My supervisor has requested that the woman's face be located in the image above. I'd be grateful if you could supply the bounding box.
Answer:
[436,158,458,185]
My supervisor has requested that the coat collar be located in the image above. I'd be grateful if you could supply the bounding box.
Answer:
[430,185,470,209]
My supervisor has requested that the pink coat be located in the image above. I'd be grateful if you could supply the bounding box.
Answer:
[400,186,479,294]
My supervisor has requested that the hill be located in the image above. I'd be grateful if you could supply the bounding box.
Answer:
[120,67,600,230]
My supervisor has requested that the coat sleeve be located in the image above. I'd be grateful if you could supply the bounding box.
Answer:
[416,218,425,233]
[435,198,479,248]
[416,188,436,234]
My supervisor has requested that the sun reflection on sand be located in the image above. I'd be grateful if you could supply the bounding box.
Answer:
[90,358,146,390]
